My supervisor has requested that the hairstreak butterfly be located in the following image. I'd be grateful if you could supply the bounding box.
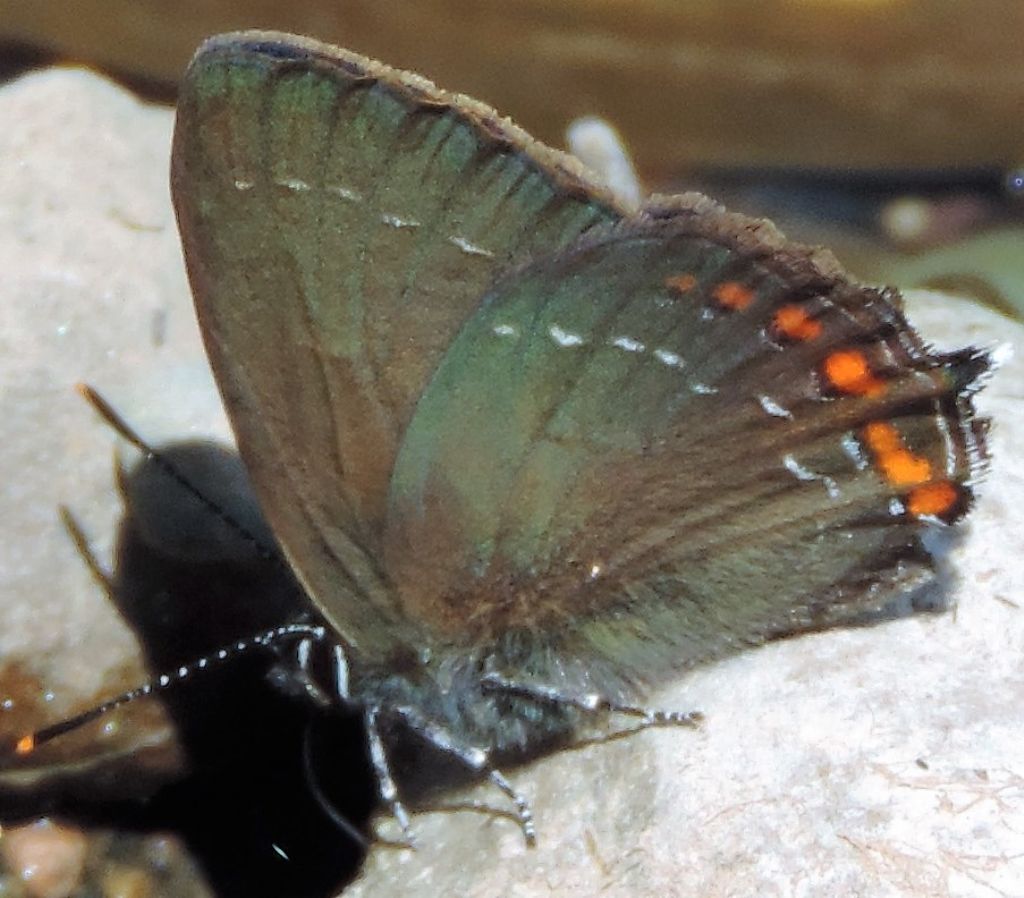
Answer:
[5,30,990,855]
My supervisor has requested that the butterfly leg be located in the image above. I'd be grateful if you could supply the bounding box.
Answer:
[365,705,416,848]
[273,636,352,710]
[480,673,703,730]
[300,723,370,850]
[391,705,536,846]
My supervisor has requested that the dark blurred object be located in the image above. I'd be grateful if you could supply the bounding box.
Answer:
[0,820,212,898]
[3,0,1024,175]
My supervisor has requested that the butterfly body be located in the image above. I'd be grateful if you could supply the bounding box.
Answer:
[170,31,989,834]
[343,638,576,760]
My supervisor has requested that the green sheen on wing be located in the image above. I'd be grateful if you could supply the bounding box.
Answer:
[172,32,622,655]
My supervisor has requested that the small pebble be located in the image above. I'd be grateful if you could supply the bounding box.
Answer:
[880,194,992,248]
[0,819,88,898]
[879,196,931,246]
[101,864,152,898]
[566,116,643,211]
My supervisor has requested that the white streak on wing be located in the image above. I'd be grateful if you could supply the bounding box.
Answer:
[783,455,816,481]
[690,382,717,395]
[612,335,645,352]
[654,348,685,369]
[493,324,519,338]
[382,214,421,229]
[841,433,868,469]
[758,395,793,420]
[234,179,255,191]
[326,185,363,202]
[550,325,586,347]
[783,454,841,499]
[934,410,956,477]
[450,235,494,258]
[278,177,311,192]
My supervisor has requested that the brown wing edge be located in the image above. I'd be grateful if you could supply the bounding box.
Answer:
[181,30,627,218]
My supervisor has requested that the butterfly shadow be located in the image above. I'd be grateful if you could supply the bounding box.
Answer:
[36,441,378,898]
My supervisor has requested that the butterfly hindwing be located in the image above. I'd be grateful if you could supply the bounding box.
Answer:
[385,195,988,688]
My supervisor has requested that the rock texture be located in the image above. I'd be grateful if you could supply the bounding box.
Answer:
[0,67,1021,898]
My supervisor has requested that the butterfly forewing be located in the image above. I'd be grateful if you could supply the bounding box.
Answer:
[172,33,622,655]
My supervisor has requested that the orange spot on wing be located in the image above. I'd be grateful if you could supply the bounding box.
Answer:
[665,273,697,293]
[908,481,959,518]
[863,421,901,454]
[15,734,35,756]
[823,350,886,397]
[862,420,932,486]
[712,281,756,310]
[862,421,959,518]
[879,449,933,487]
[772,304,822,341]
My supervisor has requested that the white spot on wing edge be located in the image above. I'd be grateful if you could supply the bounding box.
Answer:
[611,335,645,353]
[450,235,494,258]
[382,214,421,229]
[758,395,793,420]
[493,324,519,338]
[550,325,586,347]
[277,177,311,192]
[234,179,255,191]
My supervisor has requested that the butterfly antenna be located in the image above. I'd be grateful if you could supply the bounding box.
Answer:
[75,383,284,571]
[3,623,327,761]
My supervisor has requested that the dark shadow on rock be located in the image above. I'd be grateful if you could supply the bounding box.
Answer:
[22,441,378,898]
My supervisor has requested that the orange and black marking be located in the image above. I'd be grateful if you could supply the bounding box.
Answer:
[711,281,756,311]
[771,304,822,343]
[663,274,758,314]
[665,273,697,294]
[906,481,960,518]
[821,349,886,398]
[860,420,963,520]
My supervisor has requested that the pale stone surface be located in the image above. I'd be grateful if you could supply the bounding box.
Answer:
[0,68,223,791]
[1,68,1021,897]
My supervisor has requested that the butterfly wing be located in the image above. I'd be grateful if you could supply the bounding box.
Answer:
[386,195,989,690]
[171,33,622,655]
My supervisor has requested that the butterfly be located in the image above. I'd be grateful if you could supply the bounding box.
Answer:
[7,30,990,849]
